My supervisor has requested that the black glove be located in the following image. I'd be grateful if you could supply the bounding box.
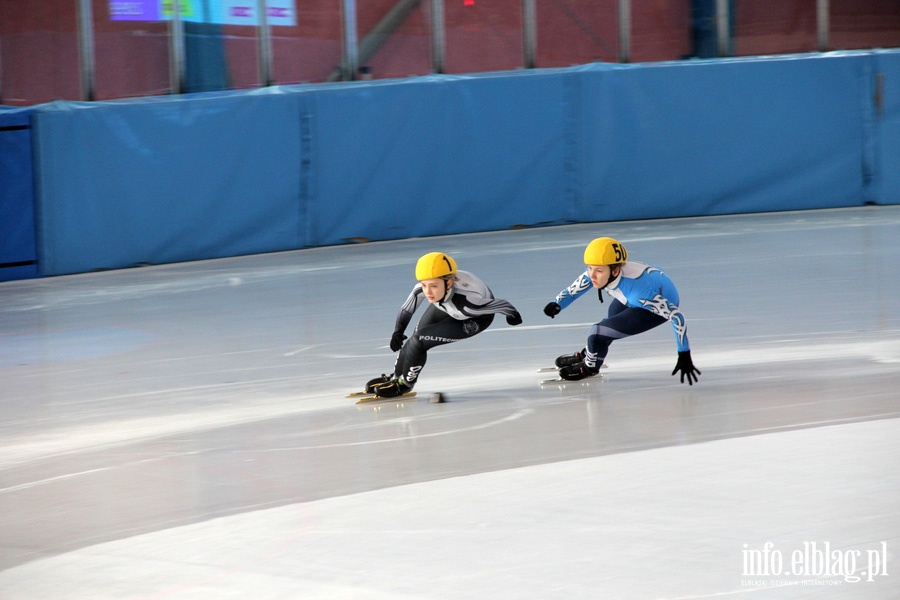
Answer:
[390,331,407,352]
[506,311,523,326]
[672,350,701,385]
[543,302,561,318]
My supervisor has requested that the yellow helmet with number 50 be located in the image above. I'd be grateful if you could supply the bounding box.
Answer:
[584,237,628,266]
[415,252,457,280]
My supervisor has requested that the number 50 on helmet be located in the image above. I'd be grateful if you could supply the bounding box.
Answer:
[416,252,457,280]
[584,237,628,266]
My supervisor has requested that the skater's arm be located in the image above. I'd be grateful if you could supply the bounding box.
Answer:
[669,312,698,384]
[635,293,690,352]
[669,309,689,352]
[630,268,689,352]
[394,285,425,334]
[659,277,689,353]
[631,272,699,384]
[457,296,520,320]
[443,272,523,325]
[552,271,593,310]
[444,281,519,318]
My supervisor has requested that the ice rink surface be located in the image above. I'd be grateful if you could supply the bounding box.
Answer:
[1,206,899,599]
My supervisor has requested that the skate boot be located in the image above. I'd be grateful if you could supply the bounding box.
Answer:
[374,376,415,398]
[365,374,393,394]
[559,361,601,381]
[555,349,586,368]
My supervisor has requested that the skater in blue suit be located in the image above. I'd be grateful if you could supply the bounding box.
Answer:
[544,237,700,385]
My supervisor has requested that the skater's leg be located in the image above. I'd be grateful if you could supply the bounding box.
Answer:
[394,306,494,385]
[556,299,632,367]
[584,301,667,367]
[560,302,667,381]
[606,297,628,318]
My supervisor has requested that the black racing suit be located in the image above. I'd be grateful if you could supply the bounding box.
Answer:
[392,270,519,385]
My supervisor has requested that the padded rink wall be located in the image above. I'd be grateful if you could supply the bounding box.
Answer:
[18,50,900,276]
[0,108,38,281]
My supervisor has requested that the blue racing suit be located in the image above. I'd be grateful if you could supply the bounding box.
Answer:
[552,261,690,367]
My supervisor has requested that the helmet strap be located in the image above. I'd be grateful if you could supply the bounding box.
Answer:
[599,265,621,290]
[435,277,452,303]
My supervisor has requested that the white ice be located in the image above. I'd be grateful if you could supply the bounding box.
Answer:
[1,207,899,599]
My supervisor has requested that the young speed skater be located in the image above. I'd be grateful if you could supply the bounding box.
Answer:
[366,252,523,398]
[543,237,701,385]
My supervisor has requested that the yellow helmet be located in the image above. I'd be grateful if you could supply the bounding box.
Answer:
[415,252,457,280]
[584,237,627,265]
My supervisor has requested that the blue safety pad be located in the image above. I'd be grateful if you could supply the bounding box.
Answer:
[0,107,38,281]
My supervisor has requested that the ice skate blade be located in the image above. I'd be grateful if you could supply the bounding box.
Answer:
[354,392,417,404]
[540,375,604,386]
[537,364,608,373]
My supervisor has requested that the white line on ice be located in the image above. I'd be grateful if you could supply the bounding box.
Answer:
[252,408,534,451]
[0,467,111,495]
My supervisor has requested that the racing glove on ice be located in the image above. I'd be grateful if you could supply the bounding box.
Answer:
[543,302,561,318]
[506,311,523,326]
[672,350,701,385]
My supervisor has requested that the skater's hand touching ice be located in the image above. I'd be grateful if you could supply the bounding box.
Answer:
[672,351,701,385]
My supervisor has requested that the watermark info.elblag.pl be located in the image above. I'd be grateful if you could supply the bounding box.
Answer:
[741,541,890,586]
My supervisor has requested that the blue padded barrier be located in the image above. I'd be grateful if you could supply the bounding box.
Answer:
[577,54,870,221]
[874,51,900,205]
[306,72,574,246]
[32,94,304,275]
[26,50,900,277]
[0,107,38,282]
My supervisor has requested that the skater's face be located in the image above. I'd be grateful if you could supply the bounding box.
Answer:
[587,265,615,288]
[420,278,449,302]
